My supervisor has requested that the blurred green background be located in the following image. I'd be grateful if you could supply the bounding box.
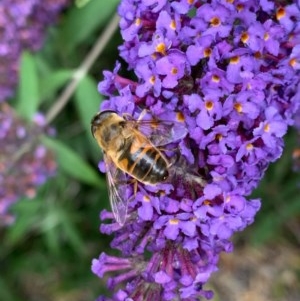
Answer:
[0,1,299,300]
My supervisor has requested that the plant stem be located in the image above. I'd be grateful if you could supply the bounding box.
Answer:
[45,13,120,125]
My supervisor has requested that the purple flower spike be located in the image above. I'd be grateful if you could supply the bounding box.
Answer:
[0,0,70,101]
[93,0,300,300]
[0,104,56,226]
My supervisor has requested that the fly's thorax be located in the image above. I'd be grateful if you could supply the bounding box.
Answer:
[99,124,124,150]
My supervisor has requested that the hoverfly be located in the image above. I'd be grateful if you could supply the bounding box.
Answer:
[91,110,187,225]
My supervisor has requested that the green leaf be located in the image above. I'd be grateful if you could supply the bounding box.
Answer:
[40,69,73,101]
[60,214,85,254]
[43,223,60,255]
[74,76,102,133]
[249,211,279,245]
[58,0,119,53]
[5,198,42,246]
[16,51,40,120]
[277,194,300,220]
[75,0,92,8]
[74,76,104,161]
[40,203,63,255]
[42,136,103,187]
[0,277,19,301]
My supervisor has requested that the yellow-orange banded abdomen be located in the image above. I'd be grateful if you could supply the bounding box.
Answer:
[117,138,168,185]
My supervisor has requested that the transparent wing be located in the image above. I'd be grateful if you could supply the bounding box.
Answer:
[124,118,187,147]
[104,154,129,225]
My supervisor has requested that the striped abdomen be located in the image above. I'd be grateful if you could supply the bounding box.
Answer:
[117,138,169,185]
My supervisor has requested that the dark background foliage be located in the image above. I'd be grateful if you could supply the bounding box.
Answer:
[0,1,299,300]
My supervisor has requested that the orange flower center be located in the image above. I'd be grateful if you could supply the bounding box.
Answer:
[169,218,179,225]
[143,195,150,202]
[135,18,141,26]
[216,133,223,141]
[203,200,211,206]
[276,7,286,20]
[210,17,221,27]
[234,103,243,113]
[155,42,166,55]
[149,75,156,85]
[176,112,185,122]
[246,143,253,151]
[236,4,244,12]
[264,32,269,41]
[241,32,249,43]
[212,75,220,83]
[230,56,240,64]
[204,48,212,58]
[254,52,262,59]
[289,58,297,67]
[171,67,178,75]
[205,101,214,110]
[264,123,270,132]
[170,19,176,30]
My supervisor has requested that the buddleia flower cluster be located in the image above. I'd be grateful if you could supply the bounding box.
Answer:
[0,0,70,224]
[0,0,69,101]
[92,0,300,300]
[0,104,56,225]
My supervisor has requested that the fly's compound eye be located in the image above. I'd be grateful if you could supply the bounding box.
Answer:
[91,114,100,137]
[91,124,97,137]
